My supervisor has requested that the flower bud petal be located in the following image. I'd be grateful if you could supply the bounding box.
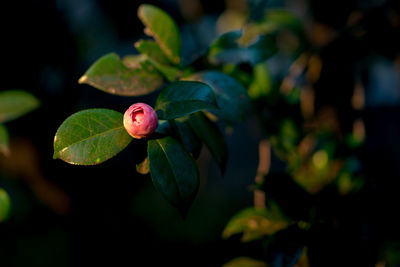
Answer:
[123,103,158,139]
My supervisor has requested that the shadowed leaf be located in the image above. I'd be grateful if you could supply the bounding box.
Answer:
[169,118,202,159]
[186,71,251,122]
[148,136,199,214]
[155,81,217,120]
[0,90,40,123]
[189,112,227,174]
[208,30,277,65]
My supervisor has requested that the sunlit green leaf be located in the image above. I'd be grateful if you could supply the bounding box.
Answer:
[148,136,199,214]
[0,124,9,156]
[136,157,150,175]
[0,90,40,123]
[53,109,132,165]
[138,4,181,64]
[189,112,227,174]
[155,81,217,120]
[208,30,278,65]
[223,206,290,242]
[222,257,267,267]
[135,39,170,65]
[78,53,163,96]
[0,188,11,222]
[185,71,251,122]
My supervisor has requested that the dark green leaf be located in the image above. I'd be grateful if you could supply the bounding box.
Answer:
[222,257,267,267]
[169,117,202,159]
[0,188,11,222]
[222,206,290,242]
[0,124,9,156]
[53,109,132,165]
[148,136,199,213]
[135,39,170,65]
[78,53,163,96]
[208,30,278,65]
[136,157,150,175]
[0,90,40,123]
[138,4,181,64]
[155,81,217,120]
[189,112,227,174]
[185,71,251,122]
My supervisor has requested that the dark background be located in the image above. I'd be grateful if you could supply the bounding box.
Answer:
[1,0,400,266]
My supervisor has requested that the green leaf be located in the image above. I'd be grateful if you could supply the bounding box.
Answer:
[189,112,227,174]
[148,136,199,213]
[0,188,11,222]
[148,59,181,82]
[0,124,9,156]
[262,9,304,36]
[169,117,202,159]
[121,54,147,69]
[155,81,217,120]
[208,30,278,65]
[222,257,267,267]
[248,62,273,99]
[0,90,40,123]
[185,71,251,122]
[135,39,170,65]
[78,53,164,96]
[136,157,150,175]
[138,4,181,64]
[222,206,290,242]
[53,109,132,165]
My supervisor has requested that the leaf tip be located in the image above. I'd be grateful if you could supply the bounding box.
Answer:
[78,75,88,84]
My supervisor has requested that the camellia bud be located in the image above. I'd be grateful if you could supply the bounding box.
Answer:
[123,103,158,139]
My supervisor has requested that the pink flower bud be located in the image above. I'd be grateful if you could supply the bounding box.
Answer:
[123,103,158,139]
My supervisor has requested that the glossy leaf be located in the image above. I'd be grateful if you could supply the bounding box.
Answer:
[78,53,163,96]
[0,188,11,222]
[135,39,170,65]
[0,124,9,156]
[223,257,267,267]
[169,117,202,159]
[208,30,278,65]
[53,109,132,165]
[155,81,217,120]
[186,71,251,122]
[138,4,181,64]
[189,112,227,174]
[148,136,199,213]
[222,206,290,242]
[0,90,40,123]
